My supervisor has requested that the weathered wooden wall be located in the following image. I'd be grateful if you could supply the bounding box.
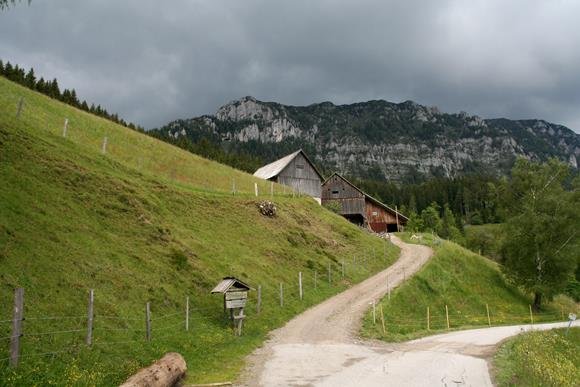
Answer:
[321,174,365,215]
[322,174,405,232]
[277,153,322,198]
[365,200,399,233]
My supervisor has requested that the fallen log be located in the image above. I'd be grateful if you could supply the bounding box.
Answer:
[120,352,187,387]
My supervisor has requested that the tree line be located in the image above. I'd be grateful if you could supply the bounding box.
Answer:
[0,59,143,131]
[398,159,579,310]
[355,174,503,226]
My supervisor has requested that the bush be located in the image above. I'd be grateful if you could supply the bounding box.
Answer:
[323,201,342,214]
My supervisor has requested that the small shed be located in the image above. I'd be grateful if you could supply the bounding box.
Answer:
[211,277,252,335]
[211,277,252,309]
[253,149,324,202]
[321,173,408,233]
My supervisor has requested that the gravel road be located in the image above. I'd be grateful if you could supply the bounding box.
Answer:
[237,236,570,386]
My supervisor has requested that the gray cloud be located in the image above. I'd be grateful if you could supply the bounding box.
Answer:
[1,0,579,132]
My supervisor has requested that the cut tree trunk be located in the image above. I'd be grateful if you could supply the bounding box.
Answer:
[120,352,186,387]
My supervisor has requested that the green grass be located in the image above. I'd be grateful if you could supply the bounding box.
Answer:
[361,233,577,342]
[0,77,399,385]
[493,328,580,386]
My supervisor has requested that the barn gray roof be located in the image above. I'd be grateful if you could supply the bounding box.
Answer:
[253,149,324,180]
[211,277,252,293]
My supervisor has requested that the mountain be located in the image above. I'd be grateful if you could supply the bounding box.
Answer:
[153,96,580,182]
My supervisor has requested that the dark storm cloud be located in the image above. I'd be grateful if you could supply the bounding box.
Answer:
[1,0,579,131]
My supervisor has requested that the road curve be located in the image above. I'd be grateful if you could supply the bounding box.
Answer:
[238,235,432,385]
[237,237,570,386]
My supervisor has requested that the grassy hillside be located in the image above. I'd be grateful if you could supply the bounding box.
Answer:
[494,328,579,386]
[361,233,577,342]
[0,77,399,385]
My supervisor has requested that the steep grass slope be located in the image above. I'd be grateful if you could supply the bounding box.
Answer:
[0,77,399,385]
[362,233,575,342]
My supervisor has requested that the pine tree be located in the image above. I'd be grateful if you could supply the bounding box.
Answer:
[24,68,35,88]
[49,78,60,99]
[70,89,79,106]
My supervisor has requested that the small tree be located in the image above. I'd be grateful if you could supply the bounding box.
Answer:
[501,158,579,310]
[406,211,424,233]
[439,204,462,241]
[420,202,441,233]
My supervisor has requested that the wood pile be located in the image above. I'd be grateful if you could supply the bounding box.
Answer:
[257,201,277,217]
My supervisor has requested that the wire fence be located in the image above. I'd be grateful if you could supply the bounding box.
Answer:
[4,93,320,199]
[366,301,573,337]
[0,250,394,369]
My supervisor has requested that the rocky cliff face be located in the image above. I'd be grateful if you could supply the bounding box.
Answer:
[156,96,579,182]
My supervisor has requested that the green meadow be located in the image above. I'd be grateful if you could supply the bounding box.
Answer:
[0,77,399,385]
[362,233,577,342]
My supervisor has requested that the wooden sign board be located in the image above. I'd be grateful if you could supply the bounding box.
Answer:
[226,299,247,309]
[225,291,248,301]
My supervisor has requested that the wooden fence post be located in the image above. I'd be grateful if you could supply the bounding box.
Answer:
[9,288,24,368]
[16,97,24,118]
[427,306,430,331]
[146,302,151,341]
[270,182,274,198]
[62,118,68,137]
[86,289,94,346]
[380,304,386,334]
[102,136,108,154]
[254,183,258,197]
[232,179,236,195]
[395,205,400,232]
[383,240,386,260]
[257,285,262,314]
[185,296,189,331]
[279,283,284,307]
[486,303,491,327]
[372,300,376,324]
[445,305,450,330]
[299,272,303,300]
[529,304,534,325]
[341,260,345,278]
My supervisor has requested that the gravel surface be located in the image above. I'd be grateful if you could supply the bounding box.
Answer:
[237,236,569,386]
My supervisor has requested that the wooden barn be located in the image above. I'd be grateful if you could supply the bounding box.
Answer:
[321,173,408,232]
[253,150,324,202]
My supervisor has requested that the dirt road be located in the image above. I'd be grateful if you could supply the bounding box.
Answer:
[238,235,432,385]
[238,237,570,386]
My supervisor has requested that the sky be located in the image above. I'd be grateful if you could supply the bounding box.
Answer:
[1,0,580,132]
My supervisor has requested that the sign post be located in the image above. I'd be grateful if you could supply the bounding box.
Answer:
[566,313,576,336]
